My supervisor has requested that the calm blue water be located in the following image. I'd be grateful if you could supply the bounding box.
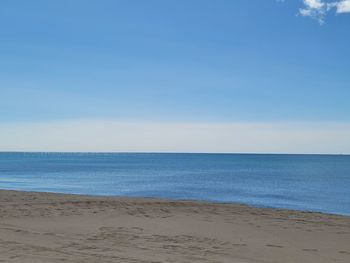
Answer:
[0,152,349,216]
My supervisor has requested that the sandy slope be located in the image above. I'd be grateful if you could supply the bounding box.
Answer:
[0,190,349,263]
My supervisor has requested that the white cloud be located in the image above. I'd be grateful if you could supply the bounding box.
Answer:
[304,0,325,9]
[0,119,350,154]
[336,0,350,13]
[297,0,350,23]
[299,0,330,24]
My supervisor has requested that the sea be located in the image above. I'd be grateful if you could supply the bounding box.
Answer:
[0,152,349,216]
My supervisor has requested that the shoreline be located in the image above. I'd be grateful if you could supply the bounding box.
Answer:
[2,188,349,218]
[0,189,349,262]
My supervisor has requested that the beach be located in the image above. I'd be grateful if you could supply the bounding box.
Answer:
[0,190,349,262]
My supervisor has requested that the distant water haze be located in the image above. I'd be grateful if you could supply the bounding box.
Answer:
[1,120,350,154]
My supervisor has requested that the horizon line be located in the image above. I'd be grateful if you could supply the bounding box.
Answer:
[1,151,349,156]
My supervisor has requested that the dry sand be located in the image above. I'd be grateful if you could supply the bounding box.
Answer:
[0,190,349,263]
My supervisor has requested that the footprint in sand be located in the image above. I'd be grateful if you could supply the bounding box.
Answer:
[232,243,247,247]
[265,244,284,248]
[131,227,144,231]
[302,248,319,252]
[336,231,349,235]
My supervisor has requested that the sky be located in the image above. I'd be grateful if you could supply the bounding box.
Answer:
[1,0,350,153]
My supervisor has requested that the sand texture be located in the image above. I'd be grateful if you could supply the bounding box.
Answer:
[0,190,349,263]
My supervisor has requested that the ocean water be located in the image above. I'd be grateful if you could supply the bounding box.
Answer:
[0,152,349,216]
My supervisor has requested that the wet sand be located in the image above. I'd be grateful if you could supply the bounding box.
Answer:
[0,190,349,262]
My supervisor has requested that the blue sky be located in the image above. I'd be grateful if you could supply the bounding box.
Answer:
[1,0,350,152]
